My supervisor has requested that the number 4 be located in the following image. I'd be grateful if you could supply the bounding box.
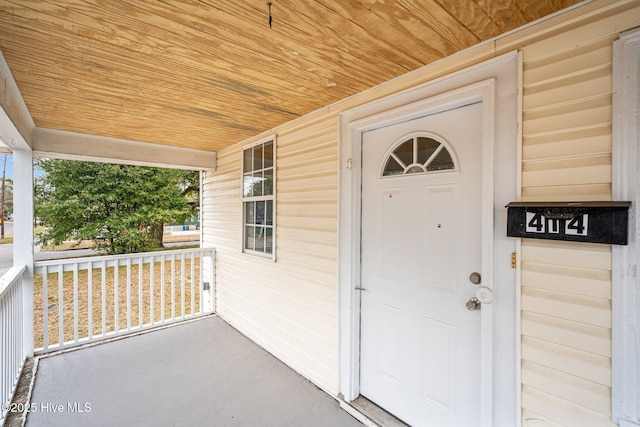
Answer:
[526,212,545,233]
[566,214,588,236]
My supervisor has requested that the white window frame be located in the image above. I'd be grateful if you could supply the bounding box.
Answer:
[241,135,276,260]
[612,28,640,427]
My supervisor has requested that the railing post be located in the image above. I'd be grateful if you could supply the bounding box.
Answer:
[209,248,216,313]
[200,249,215,313]
[13,148,34,357]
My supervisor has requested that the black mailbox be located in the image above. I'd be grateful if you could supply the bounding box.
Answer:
[506,201,631,245]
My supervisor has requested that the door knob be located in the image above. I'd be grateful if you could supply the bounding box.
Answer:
[466,297,481,311]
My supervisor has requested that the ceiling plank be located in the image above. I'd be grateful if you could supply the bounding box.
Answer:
[0,2,362,96]
[0,0,582,152]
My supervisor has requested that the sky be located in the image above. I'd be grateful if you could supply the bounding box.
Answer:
[2,154,12,179]
[1,155,44,179]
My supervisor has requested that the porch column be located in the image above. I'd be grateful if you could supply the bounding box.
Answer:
[13,147,34,357]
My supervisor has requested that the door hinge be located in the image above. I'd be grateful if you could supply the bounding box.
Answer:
[511,252,517,269]
[346,158,353,170]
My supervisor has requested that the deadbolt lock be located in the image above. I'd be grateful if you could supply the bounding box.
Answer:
[469,272,482,285]
[466,297,481,311]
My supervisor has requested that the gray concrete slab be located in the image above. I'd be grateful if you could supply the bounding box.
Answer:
[26,316,362,427]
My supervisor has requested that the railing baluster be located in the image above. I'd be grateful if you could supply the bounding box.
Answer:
[126,258,131,331]
[9,286,13,382]
[3,289,7,402]
[3,291,7,401]
[88,261,93,339]
[14,284,23,385]
[18,283,22,386]
[1,297,4,404]
[42,265,48,351]
[138,259,143,328]
[11,286,15,391]
[181,254,185,319]
[73,263,79,343]
[2,294,5,403]
[190,251,195,316]
[101,260,106,337]
[114,259,119,333]
[8,293,11,397]
[171,254,175,320]
[2,290,7,413]
[160,255,165,322]
[150,255,154,325]
[18,283,23,384]
[10,285,15,387]
[1,297,4,412]
[198,251,204,314]
[58,266,64,347]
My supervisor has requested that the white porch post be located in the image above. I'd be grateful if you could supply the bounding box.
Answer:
[13,147,34,357]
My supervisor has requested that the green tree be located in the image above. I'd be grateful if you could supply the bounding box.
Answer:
[35,159,198,255]
[1,178,13,218]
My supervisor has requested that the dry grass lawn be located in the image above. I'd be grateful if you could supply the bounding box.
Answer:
[34,257,204,349]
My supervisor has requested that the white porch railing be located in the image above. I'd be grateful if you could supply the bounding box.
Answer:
[0,265,28,423]
[33,247,215,354]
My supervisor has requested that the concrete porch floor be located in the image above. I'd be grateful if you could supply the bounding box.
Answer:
[25,316,363,427]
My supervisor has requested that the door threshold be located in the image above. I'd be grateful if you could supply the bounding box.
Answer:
[345,396,410,427]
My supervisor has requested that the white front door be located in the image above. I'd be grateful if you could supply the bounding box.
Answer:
[360,101,484,426]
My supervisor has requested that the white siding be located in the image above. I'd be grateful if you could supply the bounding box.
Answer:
[517,3,640,424]
[203,113,341,393]
[202,0,640,423]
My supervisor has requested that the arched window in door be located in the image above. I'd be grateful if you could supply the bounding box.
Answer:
[382,135,456,176]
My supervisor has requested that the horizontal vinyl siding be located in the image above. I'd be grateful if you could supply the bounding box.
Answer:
[522,42,613,200]
[513,2,640,424]
[203,114,341,394]
[517,7,636,422]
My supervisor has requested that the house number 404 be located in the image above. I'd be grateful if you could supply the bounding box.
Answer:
[525,212,589,236]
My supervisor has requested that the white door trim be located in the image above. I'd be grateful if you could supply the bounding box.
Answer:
[338,52,519,427]
[612,28,640,427]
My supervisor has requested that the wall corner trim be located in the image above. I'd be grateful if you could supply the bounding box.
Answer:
[612,27,640,426]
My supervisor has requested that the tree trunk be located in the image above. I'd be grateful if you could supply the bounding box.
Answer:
[151,224,164,248]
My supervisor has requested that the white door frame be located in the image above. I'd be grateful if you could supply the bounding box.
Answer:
[338,52,520,427]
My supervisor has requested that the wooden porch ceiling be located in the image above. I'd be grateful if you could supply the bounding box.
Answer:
[0,0,580,152]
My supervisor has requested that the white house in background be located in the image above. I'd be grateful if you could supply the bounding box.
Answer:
[1,0,640,426]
